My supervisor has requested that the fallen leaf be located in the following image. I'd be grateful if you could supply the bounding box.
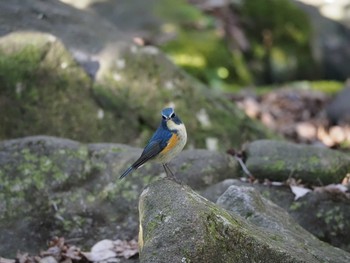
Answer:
[81,240,117,262]
[114,239,138,259]
[290,185,312,200]
[314,184,348,194]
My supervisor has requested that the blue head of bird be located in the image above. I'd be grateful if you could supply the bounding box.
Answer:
[161,107,183,129]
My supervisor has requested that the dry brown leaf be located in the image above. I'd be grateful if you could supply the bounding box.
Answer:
[114,239,138,259]
[81,240,117,262]
[63,246,81,260]
[342,173,350,186]
[81,239,138,261]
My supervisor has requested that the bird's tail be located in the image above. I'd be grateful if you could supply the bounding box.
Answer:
[119,166,135,179]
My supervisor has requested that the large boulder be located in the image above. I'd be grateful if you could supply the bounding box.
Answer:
[244,140,350,184]
[0,136,236,257]
[139,179,350,262]
[202,179,350,252]
[0,0,126,71]
[0,0,276,149]
[0,31,127,142]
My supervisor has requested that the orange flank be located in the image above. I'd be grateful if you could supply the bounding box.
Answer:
[161,133,179,154]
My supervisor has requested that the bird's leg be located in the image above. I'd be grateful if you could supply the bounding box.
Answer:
[163,164,171,177]
[164,163,175,178]
[163,163,180,183]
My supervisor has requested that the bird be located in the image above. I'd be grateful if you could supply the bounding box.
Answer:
[119,107,187,180]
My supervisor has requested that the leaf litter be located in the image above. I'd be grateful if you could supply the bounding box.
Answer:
[0,237,138,263]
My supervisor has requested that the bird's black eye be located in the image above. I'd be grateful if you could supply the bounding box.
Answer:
[162,115,166,120]
[170,113,175,118]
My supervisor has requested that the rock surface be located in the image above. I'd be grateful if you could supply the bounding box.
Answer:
[202,179,350,252]
[244,139,350,184]
[326,85,350,124]
[293,0,350,80]
[139,179,350,262]
[0,1,276,149]
[0,31,125,142]
[0,136,237,257]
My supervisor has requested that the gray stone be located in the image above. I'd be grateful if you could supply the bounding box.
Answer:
[0,136,236,257]
[326,85,350,124]
[139,179,350,262]
[245,139,350,184]
[216,185,350,262]
[203,179,350,253]
[0,0,277,149]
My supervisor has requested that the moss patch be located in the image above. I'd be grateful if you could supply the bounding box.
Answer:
[0,32,126,143]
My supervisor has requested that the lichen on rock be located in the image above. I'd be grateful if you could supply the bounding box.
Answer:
[139,179,350,262]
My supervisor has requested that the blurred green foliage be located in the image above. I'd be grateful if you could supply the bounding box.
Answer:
[156,0,316,90]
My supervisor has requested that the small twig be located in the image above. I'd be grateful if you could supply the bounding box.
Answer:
[227,149,255,181]
[234,155,253,178]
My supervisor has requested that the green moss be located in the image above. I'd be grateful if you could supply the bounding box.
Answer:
[0,140,111,222]
[0,46,42,91]
[308,156,320,166]
[309,80,344,95]
[316,207,346,234]
[180,162,192,172]
[0,33,128,143]
[261,190,271,199]
[271,160,286,171]
[289,201,302,211]
[95,44,276,149]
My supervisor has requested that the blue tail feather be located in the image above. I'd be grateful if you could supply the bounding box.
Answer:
[120,166,134,179]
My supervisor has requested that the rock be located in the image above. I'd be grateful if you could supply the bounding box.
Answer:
[244,140,350,184]
[293,1,350,80]
[326,85,350,125]
[0,8,277,149]
[139,179,350,262]
[168,150,238,189]
[202,179,350,252]
[0,31,129,143]
[0,136,142,257]
[200,178,240,202]
[93,43,276,149]
[0,0,126,78]
[216,185,350,262]
[0,135,236,257]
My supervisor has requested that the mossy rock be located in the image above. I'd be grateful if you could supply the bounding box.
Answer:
[0,31,125,143]
[139,179,350,262]
[202,179,350,253]
[0,136,148,257]
[0,31,275,148]
[245,140,350,184]
[0,135,238,257]
[95,44,277,149]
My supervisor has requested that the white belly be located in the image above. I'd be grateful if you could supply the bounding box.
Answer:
[156,123,187,164]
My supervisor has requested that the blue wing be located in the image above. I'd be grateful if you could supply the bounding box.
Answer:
[119,126,171,179]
